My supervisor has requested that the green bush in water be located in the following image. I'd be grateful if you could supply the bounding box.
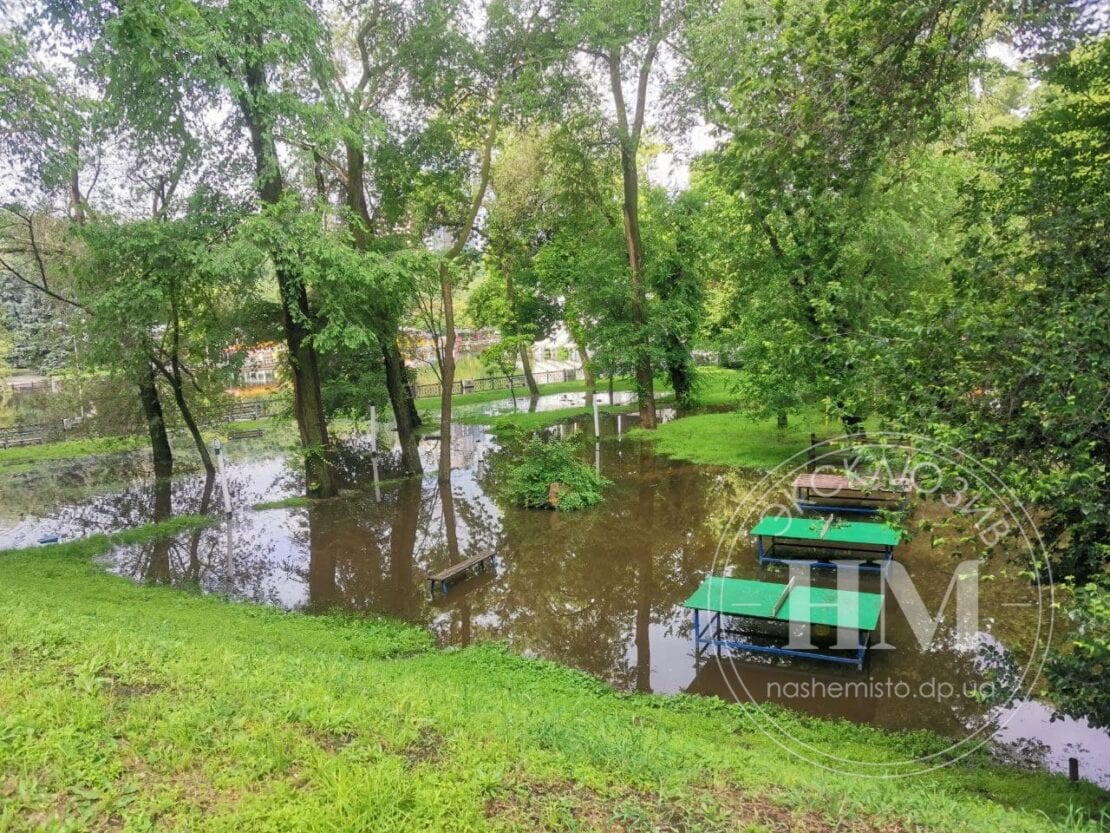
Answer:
[504,435,608,511]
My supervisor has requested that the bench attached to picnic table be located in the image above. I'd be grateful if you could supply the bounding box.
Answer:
[793,473,908,515]
[684,575,883,670]
[427,552,497,598]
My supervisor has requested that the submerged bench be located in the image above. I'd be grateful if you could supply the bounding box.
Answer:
[752,515,902,574]
[427,552,497,598]
[793,473,908,515]
[228,428,264,441]
[684,575,884,670]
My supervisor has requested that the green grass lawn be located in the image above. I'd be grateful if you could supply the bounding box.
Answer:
[0,523,1105,832]
[631,409,869,471]
[0,435,146,473]
[457,397,668,434]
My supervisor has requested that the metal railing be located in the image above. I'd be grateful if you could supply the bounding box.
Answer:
[412,368,578,399]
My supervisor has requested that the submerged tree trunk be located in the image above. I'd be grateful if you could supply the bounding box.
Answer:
[138,364,173,482]
[186,472,215,583]
[519,343,539,397]
[279,282,336,497]
[436,104,500,483]
[438,260,457,483]
[383,339,423,475]
[144,475,174,584]
[345,138,423,474]
[233,55,336,498]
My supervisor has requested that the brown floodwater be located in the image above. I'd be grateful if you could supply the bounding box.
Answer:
[2,399,1107,786]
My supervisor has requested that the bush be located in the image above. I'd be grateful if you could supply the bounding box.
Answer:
[1045,583,1110,729]
[503,435,608,511]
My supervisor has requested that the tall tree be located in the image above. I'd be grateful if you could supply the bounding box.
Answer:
[683,0,1000,425]
[575,0,685,429]
[405,0,565,482]
[44,0,341,496]
[307,0,429,475]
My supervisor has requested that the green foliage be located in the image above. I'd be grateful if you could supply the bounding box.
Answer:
[503,435,608,511]
[875,40,1109,583]
[1046,585,1110,730]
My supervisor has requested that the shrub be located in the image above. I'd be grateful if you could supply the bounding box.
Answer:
[503,435,608,511]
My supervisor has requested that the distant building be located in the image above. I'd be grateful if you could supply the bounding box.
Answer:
[237,342,282,387]
[531,323,581,365]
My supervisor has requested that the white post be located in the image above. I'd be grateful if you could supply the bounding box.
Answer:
[370,405,381,501]
[617,414,622,442]
[225,514,235,591]
[214,439,232,517]
[592,396,600,438]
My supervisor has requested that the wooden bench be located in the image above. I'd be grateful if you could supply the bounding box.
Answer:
[427,553,497,598]
[228,428,264,441]
[0,430,46,450]
[227,403,264,423]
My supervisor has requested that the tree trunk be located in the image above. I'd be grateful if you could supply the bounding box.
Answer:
[138,364,173,482]
[567,319,595,400]
[437,260,456,483]
[235,56,336,498]
[435,102,500,482]
[144,476,174,584]
[519,343,539,397]
[280,282,336,497]
[666,340,693,405]
[400,347,422,428]
[165,362,214,476]
[609,52,657,430]
[777,411,788,429]
[383,338,423,475]
[345,138,423,474]
[619,142,656,430]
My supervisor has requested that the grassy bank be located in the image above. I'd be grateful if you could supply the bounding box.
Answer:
[0,436,146,474]
[631,408,879,471]
[457,399,666,433]
[414,377,635,414]
[1,528,1105,831]
[630,410,830,471]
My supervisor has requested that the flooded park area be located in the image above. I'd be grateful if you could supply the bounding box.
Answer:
[2,394,1107,788]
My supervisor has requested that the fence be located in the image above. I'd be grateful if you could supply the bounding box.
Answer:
[0,397,286,449]
[411,368,579,400]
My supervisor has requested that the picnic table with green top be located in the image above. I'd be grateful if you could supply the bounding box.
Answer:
[751,515,902,573]
[684,576,884,669]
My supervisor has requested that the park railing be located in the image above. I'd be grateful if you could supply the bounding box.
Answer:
[411,368,579,399]
[0,397,287,448]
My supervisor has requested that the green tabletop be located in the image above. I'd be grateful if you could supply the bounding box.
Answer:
[751,515,901,547]
[683,576,883,631]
